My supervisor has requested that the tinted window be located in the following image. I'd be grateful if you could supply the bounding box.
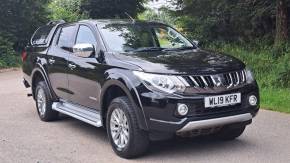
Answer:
[57,25,76,49]
[31,25,54,45]
[76,25,96,45]
[99,24,156,52]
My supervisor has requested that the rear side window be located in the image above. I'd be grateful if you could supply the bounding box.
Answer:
[57,25,77,49]
[31,25,54,45]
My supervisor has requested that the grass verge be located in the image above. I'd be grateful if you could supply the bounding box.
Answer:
[261,88,290,114]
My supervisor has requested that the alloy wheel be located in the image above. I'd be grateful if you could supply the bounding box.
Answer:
[37,88,46,116]
[110,108,130,149]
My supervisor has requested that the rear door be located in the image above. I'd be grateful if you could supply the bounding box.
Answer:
[47,24,77,99]
[67,24,102,109]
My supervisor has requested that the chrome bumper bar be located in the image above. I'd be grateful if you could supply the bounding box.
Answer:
[177,113,253,133]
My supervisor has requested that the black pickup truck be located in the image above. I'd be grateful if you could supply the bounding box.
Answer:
[22,19,259,158]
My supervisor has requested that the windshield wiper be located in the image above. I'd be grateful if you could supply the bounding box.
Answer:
[132,47,164,52]
[163,46,196,51]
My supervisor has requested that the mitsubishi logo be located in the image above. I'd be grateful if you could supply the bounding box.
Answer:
[212,75,222,87]
[216,76,222,87]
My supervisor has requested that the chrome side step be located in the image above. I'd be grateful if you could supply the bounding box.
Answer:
[52,102,102,127]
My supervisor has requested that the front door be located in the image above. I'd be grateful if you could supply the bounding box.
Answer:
[47,24,77,100]
[67,25,102,109]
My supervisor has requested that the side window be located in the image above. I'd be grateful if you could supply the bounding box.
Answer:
[31,25,54,45]
[76,25,97,45]
[57,25,76,50]
[154,27,187,49]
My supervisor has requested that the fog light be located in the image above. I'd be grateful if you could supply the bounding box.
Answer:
[249,95,257,106]
[177,103,188,116]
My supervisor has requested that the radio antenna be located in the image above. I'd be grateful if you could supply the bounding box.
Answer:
[125,12,135,23]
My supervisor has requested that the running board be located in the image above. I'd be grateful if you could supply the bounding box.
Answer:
[52,102,102,127]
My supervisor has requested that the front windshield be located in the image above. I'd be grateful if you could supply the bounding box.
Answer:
[99,23,195,52]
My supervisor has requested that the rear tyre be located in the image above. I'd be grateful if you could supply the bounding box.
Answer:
[35,81,58,121]
[214,125,246,140]
[106,96,149,159]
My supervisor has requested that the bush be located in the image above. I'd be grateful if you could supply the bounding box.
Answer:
[275,52,290,87]
[0,34,21,68]
[206,42,290,89]
[48,0,88,22]
[138,8,177,25]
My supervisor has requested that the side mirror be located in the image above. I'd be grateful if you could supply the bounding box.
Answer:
[192,40,202,47]
[97,50,105,63]
[73,43,95,58]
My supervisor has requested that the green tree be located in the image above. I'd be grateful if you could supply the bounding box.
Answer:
[275,0,288,47]
[81,0,146,19]
[0,0,49,50]
[48,0,89,22]
[169,0,285,44]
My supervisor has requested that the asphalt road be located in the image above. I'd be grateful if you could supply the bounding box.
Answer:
[1,70,290,163]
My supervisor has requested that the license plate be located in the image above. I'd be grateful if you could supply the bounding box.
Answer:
[204,93,241,108]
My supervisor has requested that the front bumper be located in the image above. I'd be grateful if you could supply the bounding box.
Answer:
[139,83,259,133]
[176,113,252,133]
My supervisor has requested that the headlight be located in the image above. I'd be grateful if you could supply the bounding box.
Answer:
[133,71,186,94]
[245,68,255,83]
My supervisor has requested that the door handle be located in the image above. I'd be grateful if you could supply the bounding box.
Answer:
[48,59,55,64]
[68,63,76,70]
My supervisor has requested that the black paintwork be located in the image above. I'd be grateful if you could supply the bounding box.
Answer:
[114,49,245,75]
[22,19,259,134]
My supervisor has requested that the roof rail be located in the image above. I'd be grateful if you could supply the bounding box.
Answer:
[47,20,66,25]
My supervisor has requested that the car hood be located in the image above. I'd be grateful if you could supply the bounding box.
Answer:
[112,49,245,75]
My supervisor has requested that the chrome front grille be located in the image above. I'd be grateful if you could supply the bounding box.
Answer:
[181,70,246,89]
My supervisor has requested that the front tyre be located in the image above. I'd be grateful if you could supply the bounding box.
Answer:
[106,97,149,159]
[35,81,58,121]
